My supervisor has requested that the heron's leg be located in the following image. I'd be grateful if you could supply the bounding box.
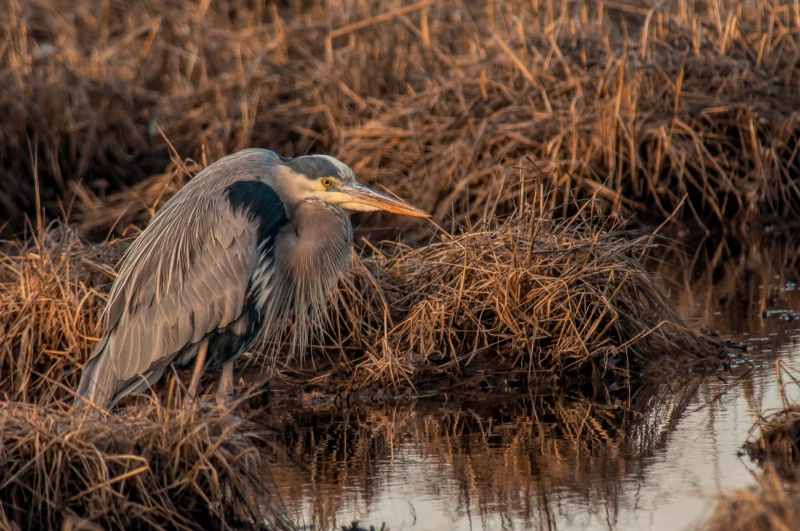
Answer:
[216,361,234,407]
[188,338,209,400]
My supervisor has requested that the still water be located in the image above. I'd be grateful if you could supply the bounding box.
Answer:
[270,235,800,530]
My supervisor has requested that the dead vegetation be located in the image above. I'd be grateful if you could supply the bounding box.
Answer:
[746,404,800,481]
[0,400,291,530]
[2,0,787,527]
[743,361,800,482]
[0,225,124,405]
[3,0,800,237]
[704,466,800,531]
[703,361,800,531]
[303,194,727,395]
[0,228,293,529]
[704,430,800,531]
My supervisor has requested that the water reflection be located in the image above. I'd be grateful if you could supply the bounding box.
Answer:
[260,377,711,530]
[261,232,800,530]
[649,231,800,342]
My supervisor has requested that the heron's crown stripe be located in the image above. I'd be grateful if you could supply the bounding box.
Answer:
[280,156,345,180]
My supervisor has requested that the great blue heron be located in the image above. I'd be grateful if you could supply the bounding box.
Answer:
[75,148,427,408]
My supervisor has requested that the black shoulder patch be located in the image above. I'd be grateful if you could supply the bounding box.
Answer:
[282,156,340,179]
[225,181,289,245]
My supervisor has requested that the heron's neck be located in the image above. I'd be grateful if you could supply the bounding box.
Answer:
[260,198,353,354]
[292,199,353,261]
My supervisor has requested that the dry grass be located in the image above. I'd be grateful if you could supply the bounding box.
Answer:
[747,404,800,481]
[4,0,788,526]
[704,362,800,530]
[0,227,297,529]
[742,361,800,482]
[0,400,291,530]
[0,224,124,405]
[3,0,800,237]
[704,466,800,531]
[294,193,730,395]
[70,159,198,240]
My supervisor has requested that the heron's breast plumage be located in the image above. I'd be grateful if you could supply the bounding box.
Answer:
[248,197,353,357]
[201,183,353,368]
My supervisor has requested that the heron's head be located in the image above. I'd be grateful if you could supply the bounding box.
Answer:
[277,154,429,218]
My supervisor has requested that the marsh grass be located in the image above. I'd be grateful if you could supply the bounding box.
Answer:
[1,0,790,527]
[743,361,800,481]
[288,194,731,396]
[705,466,800,531]
[0,399,291,530]
[0,227,296,529]
[0,188,732,405]
[3,0,800,237]
[747,404,800,480]
[704,361,800,531]
[70,157,198,240]
[0,224,124,404]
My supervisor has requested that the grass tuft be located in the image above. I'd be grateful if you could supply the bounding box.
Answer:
[0,400,291,530]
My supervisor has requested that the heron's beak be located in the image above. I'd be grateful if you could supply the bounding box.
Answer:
[341,182,429,217]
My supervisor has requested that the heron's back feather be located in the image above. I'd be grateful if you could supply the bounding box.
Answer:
[76,149,287,407]
[76,148,355,408]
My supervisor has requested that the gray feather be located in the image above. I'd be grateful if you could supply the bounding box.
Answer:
[76,150,278,407]
[75,147,376,408]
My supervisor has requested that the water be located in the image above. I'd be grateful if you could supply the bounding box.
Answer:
[269,235,800,530]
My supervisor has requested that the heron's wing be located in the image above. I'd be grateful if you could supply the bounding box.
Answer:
[76,178,289,407]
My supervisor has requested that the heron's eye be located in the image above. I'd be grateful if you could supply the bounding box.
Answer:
[321,178,334,187]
